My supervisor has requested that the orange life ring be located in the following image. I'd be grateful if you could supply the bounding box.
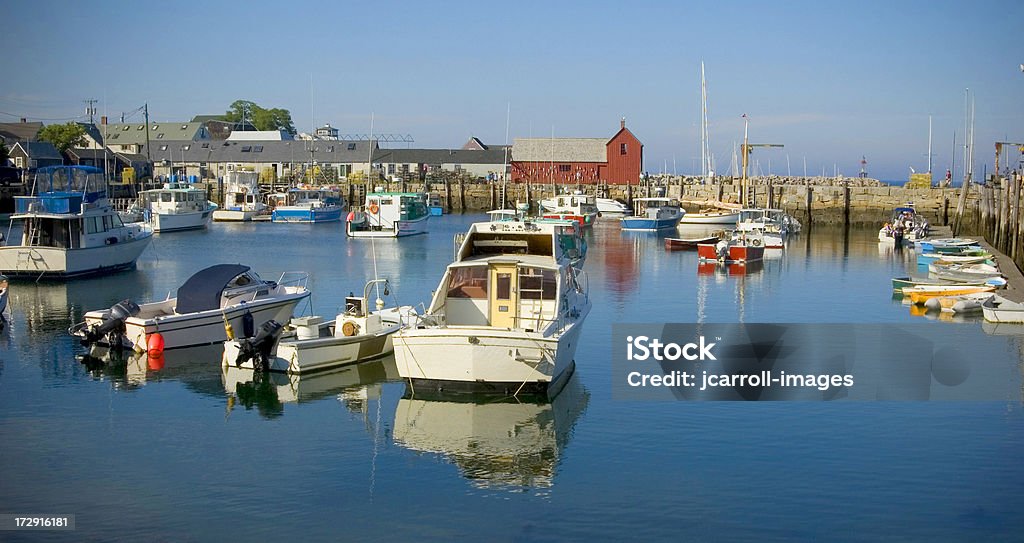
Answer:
[368,203,379,214]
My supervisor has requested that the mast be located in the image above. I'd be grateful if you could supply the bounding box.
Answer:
[927,115,933,179]
[501,102,510,208]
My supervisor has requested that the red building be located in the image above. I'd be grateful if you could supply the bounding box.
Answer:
[510,119,642,185]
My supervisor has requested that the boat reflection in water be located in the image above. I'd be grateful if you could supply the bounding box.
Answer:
[697,259,765,277]
[77,343,223,392]
[393,373,589,490]
[222,355,400,419]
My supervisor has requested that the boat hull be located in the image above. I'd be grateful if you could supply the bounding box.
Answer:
[678,211,739,225]
[152,209,212,232]
[620,217,681,231]
[346,215,429,238]
[393,321,584,395]
[0,234,152,278]
[982,295,1024,323]
[86,290,309,350]
[213,209,258,222]
[272,205,343,223]
[223,324,398,374]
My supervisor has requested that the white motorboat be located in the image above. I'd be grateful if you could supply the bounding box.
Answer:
[678,208,740,225]
[539,191,600,227]
[596,197,630,215]
[620,198,685,230]
[213,171,267,222]
[143,182,216,232]
[71,264,310,351]
[392,373,589,489]
[346,191,430,238]
[879,203,928,244]
[222,278,416,374]
[0,165,153,278]
[394,217,591,395]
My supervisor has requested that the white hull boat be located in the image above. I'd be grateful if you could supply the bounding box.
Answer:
[346,191,430,238]
[394,217,591,395]
[73,264,310,350]
[982,294,1024,323]
[679,209,740,225]
[213,171,267,222]
[143,182,216,232]
[223,279,415,374]
[0,165,153,279]
[596,197,629,215]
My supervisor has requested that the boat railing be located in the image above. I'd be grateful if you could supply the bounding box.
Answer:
[276,271,310,291]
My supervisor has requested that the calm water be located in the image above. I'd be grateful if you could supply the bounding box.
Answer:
[1,216,1023,541]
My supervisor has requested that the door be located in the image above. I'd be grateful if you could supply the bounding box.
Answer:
[489,262,518,328]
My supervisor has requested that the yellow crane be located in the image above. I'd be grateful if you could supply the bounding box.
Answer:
[739,116,783,207]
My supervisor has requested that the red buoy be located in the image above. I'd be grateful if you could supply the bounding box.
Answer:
[346,210,355,222]
[147,353,165,371]
[147,332,165,357]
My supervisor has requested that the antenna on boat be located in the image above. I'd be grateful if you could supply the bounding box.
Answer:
[367,113,384,308]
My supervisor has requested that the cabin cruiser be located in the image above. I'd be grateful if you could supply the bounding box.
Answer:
[213,171,267,222]
[346,191,430,238]
[271,187,344,223]
[596,197,630,215]
[620,197,685,230]
[71,264,310,351]
[540,191,600,227]
[879,203,928,244]
[142,181,215,232]
[222,278,416,374]
[394,217,590,395]
[0,165,153,278]
[484,209,587,268]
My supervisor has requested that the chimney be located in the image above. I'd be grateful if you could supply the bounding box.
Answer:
[101,116,107,125]
[620,117,625,129]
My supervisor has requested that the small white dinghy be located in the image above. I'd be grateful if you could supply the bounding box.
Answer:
[922,292,994,314]
[982,294,1024,323]
[223,279,416,374]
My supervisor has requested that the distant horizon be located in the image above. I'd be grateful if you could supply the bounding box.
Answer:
[2,0,1021,182]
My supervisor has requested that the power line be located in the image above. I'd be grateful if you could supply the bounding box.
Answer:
[0,110,89,122]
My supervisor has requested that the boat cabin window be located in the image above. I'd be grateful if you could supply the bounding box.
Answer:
[379,198,393,206]
[234,194,245,204]
[229,274,253,287]
[160,192,172,203]
[175,192,186,202]
[519,267,557,300]
[446,266,488,299]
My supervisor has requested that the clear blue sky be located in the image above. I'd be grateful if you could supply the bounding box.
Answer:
[2,0,1022,181]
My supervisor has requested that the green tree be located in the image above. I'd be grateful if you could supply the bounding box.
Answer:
[37,122,86,153]
[224,100,296,134]
[0,141,9,166]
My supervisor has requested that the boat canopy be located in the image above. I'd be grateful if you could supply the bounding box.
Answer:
[176,264,252,314]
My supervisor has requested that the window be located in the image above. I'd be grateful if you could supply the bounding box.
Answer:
[14,157,23,168]
[347,143,356,150]
[183,145,190,151]
[253,145,263,152]
[496,273,511,300]
[241,146,251,152]
[201,143,209,149]
[152,125,159,130]
[559,164,571,172]
[327,146,334,152]
[156,133,164,139]
[519,268,557,300]
[159,145,168,151]
[620,143,628,155]
[122,126,130,131]
[446,266,488,299]
[137,125,144,130]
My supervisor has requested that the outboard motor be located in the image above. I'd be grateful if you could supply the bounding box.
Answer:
[80,300,141,346]
[234,319,285,373]
[0,274,9,331]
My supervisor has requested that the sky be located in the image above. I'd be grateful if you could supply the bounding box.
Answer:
[2,0,1022,182]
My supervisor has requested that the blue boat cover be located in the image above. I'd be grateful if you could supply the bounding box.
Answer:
[175,264,251,314]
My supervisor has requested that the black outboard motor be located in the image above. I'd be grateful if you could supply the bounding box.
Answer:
[234,319,285,373]
[80,299,141,346]
[0,274,9,332]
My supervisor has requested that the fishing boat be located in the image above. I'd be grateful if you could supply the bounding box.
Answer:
[346,191,430,238]
[540,191,600,227]
[697,235,765,264]
[393,216,591,395]
[765,208,802,234]
[665,235,719,251]
[271,187,345,223]
[222,279,416,374]
[902,284,995,305]
[678,208,740,225]
[428,193,445,216]
[212,171,267,222]
[878,203,929,244]
[483,209,587,267]
[142,181,216,232]
[620,197,685,230]
[0,165,153,278]
[71,264,311,351]
[982,294,1024,323]
[596,197,630,215]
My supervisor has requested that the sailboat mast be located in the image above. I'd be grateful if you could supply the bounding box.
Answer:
[700,61,706,180]
[927,115,933,178]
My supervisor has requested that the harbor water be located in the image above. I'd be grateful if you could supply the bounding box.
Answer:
[1,215,1022,541]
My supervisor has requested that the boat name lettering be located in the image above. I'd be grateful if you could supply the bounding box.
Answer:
[626,335,716,361]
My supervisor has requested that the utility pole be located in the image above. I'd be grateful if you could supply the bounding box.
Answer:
[83,99,98,124]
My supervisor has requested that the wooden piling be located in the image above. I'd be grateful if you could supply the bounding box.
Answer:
[843,184,850,228]
[1010,174,1020,261]
[805,186,813,228]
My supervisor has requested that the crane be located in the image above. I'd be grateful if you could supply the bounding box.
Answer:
[994,141,1024,181]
